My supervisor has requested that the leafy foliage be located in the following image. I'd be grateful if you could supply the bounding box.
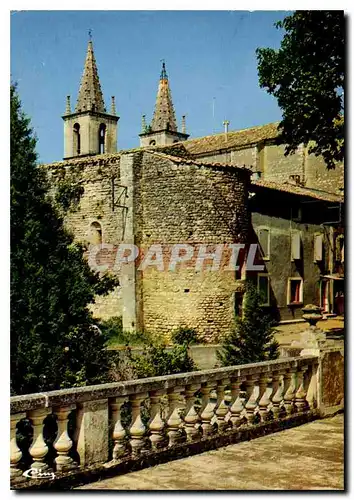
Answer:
[126,343,197,379]
[171,326,199,346]
[256,11,344,169]
[217,283,279,367]
[98,316,149,346]
[10,85,118,395]
[55,179,84,212]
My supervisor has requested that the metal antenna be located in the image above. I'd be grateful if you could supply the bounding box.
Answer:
[88,29,92,41]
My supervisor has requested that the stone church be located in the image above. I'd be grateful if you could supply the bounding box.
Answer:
[44,40,344,341]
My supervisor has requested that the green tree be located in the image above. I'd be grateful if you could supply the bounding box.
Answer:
[256,11,344,169]
[10,85,118,395]
[217,284,279,367]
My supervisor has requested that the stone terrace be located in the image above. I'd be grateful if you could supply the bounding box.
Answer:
[79,413,344,491]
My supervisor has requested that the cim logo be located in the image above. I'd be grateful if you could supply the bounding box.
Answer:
[22,468,56,480]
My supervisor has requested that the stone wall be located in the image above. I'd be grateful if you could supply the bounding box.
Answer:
[135,153,250,341]
[63,113,117,159]
[45,156,123,320]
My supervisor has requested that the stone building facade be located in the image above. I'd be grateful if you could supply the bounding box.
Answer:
[179,123,344,195]
[45,149,250,341]
[248,182,343,321]
[43,38,344,341]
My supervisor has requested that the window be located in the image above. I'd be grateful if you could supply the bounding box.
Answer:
[257,227,270,260]
[289,175,301,185]
[257,273,270,306]
[99,124,106,154]
[314,234,323,262]
[320,279,330,312]
[149,140,156,146]
[287,278,303,305]
[73,123,80,155]
[292,206,302,222]
[291,231,301,261]
[89,221,102,245]
[335,235,344,263]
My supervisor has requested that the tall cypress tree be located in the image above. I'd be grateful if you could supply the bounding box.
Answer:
[217,283,279,367]
[10,85,118,395]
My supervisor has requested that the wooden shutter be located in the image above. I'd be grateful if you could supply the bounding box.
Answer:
[314,234,323,262]
[291,232,301,260]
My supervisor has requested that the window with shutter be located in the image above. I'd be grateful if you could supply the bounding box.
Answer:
[257,228,270,260]
[257,273,270,306]
[287,278,303,305]
[291,232,301,261]
[314,234,323,262]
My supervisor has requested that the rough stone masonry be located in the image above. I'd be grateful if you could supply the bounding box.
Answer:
[44,149,251,342]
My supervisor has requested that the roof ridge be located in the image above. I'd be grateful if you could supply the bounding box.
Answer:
[146,150,251,171]
[252,179,343,203]
[185,121,280,143]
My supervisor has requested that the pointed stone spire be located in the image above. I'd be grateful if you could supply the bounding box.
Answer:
[150,61,177,132]
[75,38,106,113]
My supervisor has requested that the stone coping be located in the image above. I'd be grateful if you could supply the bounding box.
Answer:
[10,356,318,414]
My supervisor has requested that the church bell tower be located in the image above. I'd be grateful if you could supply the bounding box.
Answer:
[62,35,119,159]
[139,62,189,147]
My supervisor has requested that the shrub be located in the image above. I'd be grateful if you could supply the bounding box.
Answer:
[97,317,148,346]
[217,283,279,367]
[126,343,197,379]
[171,326,199,346]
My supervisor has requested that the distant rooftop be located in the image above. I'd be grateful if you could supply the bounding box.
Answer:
[251,179,344,203]
[182,122,280,156]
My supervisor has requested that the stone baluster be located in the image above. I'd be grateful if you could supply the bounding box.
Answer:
[283,368,297,415]
[295,365,309,413]
[167,387,184,446]
[200,381,216,436]
[215,378,230,432]
[306,361,319,409]
[258,374,272,422]
[10,412,26,478]
[129,393,147,457]
[111,397,128,460]
[229,378,244,427]
[53,405,77,471]
[184,384,201,442]
[271,370,285,419]
[245,375,258,424]
[28,408,51,471]
[149,390,166,450]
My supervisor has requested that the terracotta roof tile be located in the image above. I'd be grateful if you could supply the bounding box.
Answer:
[182,122,280,155]
[251,179,344,203]
[146,150,252,173]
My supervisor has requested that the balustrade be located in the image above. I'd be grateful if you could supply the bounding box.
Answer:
[129,392,147,456]
[53,405,77,471]
[111,397,128,460]
[28,408,51,471]
[148,390,166,449]
[10,412,26,478]
[10,355,320,486]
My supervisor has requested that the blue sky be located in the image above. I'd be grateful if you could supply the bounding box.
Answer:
[11,10,290,164]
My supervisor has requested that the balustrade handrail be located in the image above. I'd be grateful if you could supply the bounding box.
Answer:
[11,355,318,414]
